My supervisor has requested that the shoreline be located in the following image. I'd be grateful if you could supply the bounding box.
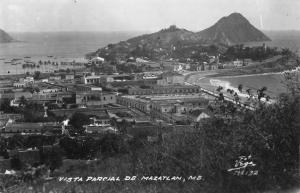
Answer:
[185,66,299,99]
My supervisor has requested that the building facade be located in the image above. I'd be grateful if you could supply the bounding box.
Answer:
[128,85,201,95]
[76,91,116,106]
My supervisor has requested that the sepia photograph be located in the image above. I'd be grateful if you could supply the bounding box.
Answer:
[0,0,299,192]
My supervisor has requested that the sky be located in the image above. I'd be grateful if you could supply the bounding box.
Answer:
[0,0,299,32]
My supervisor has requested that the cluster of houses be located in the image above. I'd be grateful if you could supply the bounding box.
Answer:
[0,52,258,178]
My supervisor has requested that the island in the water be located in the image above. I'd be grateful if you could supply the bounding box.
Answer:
[0,28,14,43]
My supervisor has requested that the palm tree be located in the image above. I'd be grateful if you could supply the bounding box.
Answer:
[216,86,223,92]
[257,86,267,101]
[246,88,252,96]
[238,84,243,93]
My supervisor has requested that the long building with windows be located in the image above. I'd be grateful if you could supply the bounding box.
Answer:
[76,91,116,107]
[128,85,201,95]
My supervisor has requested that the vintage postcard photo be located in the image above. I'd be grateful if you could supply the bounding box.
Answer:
[0,0,299,192]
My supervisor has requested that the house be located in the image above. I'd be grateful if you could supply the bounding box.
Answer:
[82,74,101,84]
[196,112,210,122]
[209,63,218,70]
[202,62,210,71]
[243,59,253,66]
[128,85,201,95]
[64,74,75,80]
[4,122,44,133]
[182,63,190,70]
[0,80,13,87]
[76,91,116,107]
[222,62,235,69]
[13,82,26,88]
[0,90,15,102]
[84,114,115,134]
[49,75,61,81]
[14,91,33,100]
[13,77,34,88]
[85,125,117,134]
[4,121,60,134]
[91,56,105,64]
[233,59,243,67]
[190,63,201,71]
[173,64,183,72]
[136,58,149,63]
[158,72,184,86]
[76,84,102,92]
[0,112,23,127]
[37,82,67,94]
[161,61,181,72]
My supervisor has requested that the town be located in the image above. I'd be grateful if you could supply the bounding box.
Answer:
[0,8,299,193]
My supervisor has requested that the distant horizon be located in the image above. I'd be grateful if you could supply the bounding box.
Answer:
[6,29,300,34]
[1,0,299,32]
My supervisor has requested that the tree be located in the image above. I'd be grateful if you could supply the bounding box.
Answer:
[33,71,41,80]
[257,86,267,101]
[41,146,62,171]
[100,133,127,156]
[216,86,223,92]
[0,98,16,113]
[19,96,28,107]
[69,112,90,134]
[10,156,22,170]
[238,84,243,93]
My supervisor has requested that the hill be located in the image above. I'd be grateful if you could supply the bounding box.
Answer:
[0,29,14,43]
[195,13,271,45]
[89,13,271,61]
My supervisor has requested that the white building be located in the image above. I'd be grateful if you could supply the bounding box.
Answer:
[233,59,243,67]
[82,75,101,84]
[91,57,105,63]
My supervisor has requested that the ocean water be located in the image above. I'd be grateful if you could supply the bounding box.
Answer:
[246,30,300,52]
[191,31,300,97]
[0,31,144,75]
[211,73,287,97]
[1,30,300,96]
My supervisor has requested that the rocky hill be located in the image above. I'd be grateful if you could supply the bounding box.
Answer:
[90,13,271,61]
[0,29,14,43]
[195,12,271,45]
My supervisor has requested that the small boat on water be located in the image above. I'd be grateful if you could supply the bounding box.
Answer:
[11,58,22,61]
[47,56,54,58]
[0,58,5,60]
[4,61,11,64]
[24,56,31,59]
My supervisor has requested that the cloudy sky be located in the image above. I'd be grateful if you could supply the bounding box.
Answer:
[0,0,299,32]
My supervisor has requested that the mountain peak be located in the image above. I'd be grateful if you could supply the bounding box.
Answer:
[217,12,249,26]
[228,12,244,18]
[196,13,271,45]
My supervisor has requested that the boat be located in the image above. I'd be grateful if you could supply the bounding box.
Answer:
[24,56,31,58]
[11,58,22,61]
